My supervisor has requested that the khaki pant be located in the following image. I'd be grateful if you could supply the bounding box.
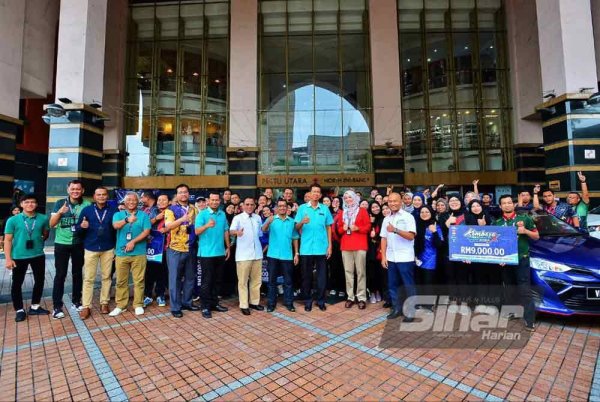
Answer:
[237,259,262,309]
[82,249,115,308]
[342,250,367,302]
[115,255,146,309]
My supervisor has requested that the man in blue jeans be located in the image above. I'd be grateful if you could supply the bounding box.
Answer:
[380,192,417,321]
[262,199,300,312]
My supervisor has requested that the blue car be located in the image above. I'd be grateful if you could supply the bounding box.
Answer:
[526,211,600,316]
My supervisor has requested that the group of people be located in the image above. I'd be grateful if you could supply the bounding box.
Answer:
[2,173,591,331]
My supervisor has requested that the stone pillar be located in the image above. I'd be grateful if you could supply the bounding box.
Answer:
[227,148,258,199]
[369,0,404,189]
[505,0,545,190]
[535,0,600,202]
[46,0,108,209]
[0,0,26,213]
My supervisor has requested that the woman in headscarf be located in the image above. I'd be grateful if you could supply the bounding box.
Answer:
[411,193,426,220]
[414,205,443,310]
[366,201,387,305]
[464,199,498,314]
[335,190,371,309]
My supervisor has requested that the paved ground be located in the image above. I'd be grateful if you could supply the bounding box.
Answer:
[0,253,599,401]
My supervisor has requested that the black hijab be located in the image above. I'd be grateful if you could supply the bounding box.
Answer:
[369,201,384,231]
[464,199,492,225]
[415,206,436,256]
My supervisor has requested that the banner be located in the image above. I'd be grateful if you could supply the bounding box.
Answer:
[449,225,519,265]
[146,230,164,262]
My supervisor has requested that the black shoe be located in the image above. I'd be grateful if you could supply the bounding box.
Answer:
[249,304,264,311]
[212,304,228,312]
[181,305,200,311]
[525,322,536,332]
[286,305,296,312]
[15,310,26,322]
[267,306,275,313]
[171,310,183,318]
[383,301,392,308]
[318,304,327,312]
[305,303,312,312]
[387,310,402,320]
[402,316,414,323]
[201,309,212,319]
[28,306,50,315]
[241,308,251,316]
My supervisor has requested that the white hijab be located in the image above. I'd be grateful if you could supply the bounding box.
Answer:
[342,190,361,225]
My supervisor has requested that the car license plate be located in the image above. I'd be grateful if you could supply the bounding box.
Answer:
[587,287,600,300]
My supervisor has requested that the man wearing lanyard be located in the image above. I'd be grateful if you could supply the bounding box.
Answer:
[195,191,231,318]
[164,184,199,318]
[494,195,539,331]
[76,187,117,319]
[49,180,91,319]
[230,197,264,315]
[380,192,417,321]
[294,184,333,312]
[4,194,50,322]
[110,192,151,316]
[263,199,300,312]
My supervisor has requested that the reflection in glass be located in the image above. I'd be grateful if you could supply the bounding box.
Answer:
[156,116,176,175]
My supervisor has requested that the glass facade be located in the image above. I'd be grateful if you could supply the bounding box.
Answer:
[398,0,511,174]
[125,0,229,177]
[258,0,372,174]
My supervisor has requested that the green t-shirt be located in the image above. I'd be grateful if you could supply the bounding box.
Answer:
[52,198,91,245]
[494,213,537,259]
[112,210,151,257]
[5,212,49,259]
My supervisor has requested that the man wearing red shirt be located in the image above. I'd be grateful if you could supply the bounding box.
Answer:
[336,190,371,309]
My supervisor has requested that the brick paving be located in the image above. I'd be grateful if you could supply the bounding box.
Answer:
[0,254,599,401]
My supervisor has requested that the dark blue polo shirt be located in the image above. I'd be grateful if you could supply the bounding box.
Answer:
[76,204,118,252]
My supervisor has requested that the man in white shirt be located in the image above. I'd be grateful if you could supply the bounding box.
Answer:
[380,192,417,321]
[230,197,265,315]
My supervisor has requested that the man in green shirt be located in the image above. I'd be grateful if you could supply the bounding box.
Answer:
[4,194,50,322]
[567,171,590,231]
[49,180,91,319]
[494,194,540,331]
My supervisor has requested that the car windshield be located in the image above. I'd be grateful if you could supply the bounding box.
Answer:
[589,205,600,214]
[519,211,582,236]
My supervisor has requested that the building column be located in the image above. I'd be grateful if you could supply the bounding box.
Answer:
[46,0,108,209]
[505,0,545,191]
[535,0,600,201]
[228,0,258,194]
[369,0,404,190]
[0,0,26,212]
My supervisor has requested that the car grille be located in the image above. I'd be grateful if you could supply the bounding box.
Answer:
[560,287,600,313]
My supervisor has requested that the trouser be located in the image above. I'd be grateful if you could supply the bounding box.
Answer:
[145,258,169,299]
[82,249,114,308]
[166,248,195,312]
[502,257,535,326]
[341,250,367,302]
[53,243,84,310]
[327,242,344,292]
[114,255,146,309]
[474,262,502,307]
[267,257,294,307]
[236,259,262,309]
[416,267,436,307]
[301,255,327,306]
[221,245,236,297]
[11,255,45,311]
[387,261,416,316]
[199,256,225,310]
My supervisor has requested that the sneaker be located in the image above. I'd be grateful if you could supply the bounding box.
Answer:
[53,309,65,319]
[192,296,200,302]
[278,285,284,295]
[143,297,153,307]
[369,294,377,304]
[157,296,166,307]
[135,307,144,316]
[525,322,536,332]
[375,292,382,303]
[71,303,83,312]
[15,310,26,322]
[108,308,124,317]
[329,290,337,296]
[28,306,50,315]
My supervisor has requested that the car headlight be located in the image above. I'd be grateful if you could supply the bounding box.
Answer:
[530,258,572,272]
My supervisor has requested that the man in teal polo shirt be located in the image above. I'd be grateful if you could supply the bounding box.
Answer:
[195,191,231,318]
[110,192,151,317]
[263,199,300,312]
[49,180,91,318]
[295,184,333,312]
[4,194,50,322]
[494,194,539,331]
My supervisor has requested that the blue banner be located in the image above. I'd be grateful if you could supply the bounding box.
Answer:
[146,229,164,262]
[449,225,519,265]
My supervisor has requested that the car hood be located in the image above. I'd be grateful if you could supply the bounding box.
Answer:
[531,235,600,271]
